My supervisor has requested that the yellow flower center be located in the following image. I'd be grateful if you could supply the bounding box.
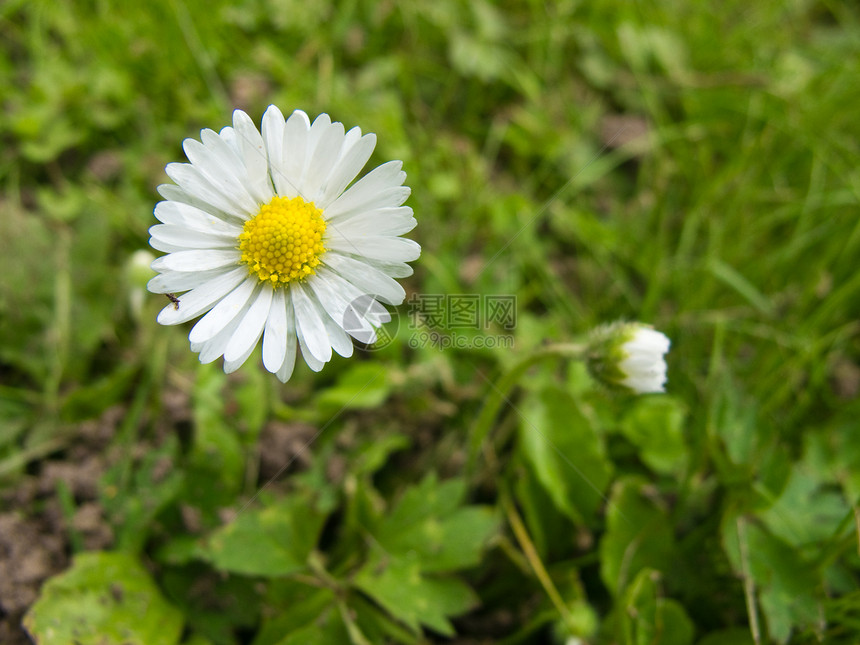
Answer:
[238,196,327,286]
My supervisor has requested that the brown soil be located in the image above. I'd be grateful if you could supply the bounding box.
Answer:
[0,406,121,642]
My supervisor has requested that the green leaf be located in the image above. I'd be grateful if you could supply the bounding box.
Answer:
[351,433,411,477]
[273,610,349,645]
[519,386,613,523]
[759,465,849,547]
[254,583,339,645]
[314,362,392,412]
[805,420,860,504]
[514,465,573,559]
[620,569,694,645]
[620,395,688,476]
[351,593,422,645]
[200,496,326,577]
[23,551,183,645]
[353,553,478,636]
[368,474,498,573]
[599,477,676,596]
[233,362,271,445]
[722,514,821,643]
[186,365,245,515]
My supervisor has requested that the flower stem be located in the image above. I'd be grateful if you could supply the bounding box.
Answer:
[467,343,586,475]
[502,492,574,628]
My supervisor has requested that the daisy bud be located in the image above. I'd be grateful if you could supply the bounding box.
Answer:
[126,249,156,320]
[586,322,670,394]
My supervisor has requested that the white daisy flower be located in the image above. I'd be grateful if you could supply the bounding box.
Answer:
[586,322,670,394]
[147,106,420,382]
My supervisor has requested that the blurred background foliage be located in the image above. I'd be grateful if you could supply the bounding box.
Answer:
[2,0,860,643]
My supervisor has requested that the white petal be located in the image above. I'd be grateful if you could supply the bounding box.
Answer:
[223,283,274,363]
[314,266,391,331]
[182,135,259,214]
[306,273,375,345]
[233,109,273,204]
[329,206,416,237]
[149,224,236,250]
[317,132,377,209]
[364,259,414,278]
[291,282,333,363]
[188,278,258,344]
[215,126,239,154]
[147,268,227,294]
[164,163,252,220]
[305,270,367,331]
[262,287,288,373]
[302,117,345,202]
[326,236,420,263]
[307,287,353,358]
[297,331,326,372]
[277,110,311,197]
[276,293,299,382]
[276,346,297,382]
[262,105,286,189]
[156,266,247,325]
[324,161,407,219]
[154,201,242,235]
[195,312,245,364]
[323,253,406,305]
[156,184,242,225]
[151,249,241,273]
[149,239,189,254]
[200,127,248,182]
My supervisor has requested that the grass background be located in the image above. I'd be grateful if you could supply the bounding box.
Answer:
[2,0,860,643]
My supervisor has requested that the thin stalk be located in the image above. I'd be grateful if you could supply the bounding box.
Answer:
[502,493,574,629]
[467,343,586,475]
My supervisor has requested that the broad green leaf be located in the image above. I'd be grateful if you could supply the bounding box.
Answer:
[351,433,411,477]
[514,470,573,559]
[519,386,613,523]
[274,610,350,645]
[620,396,688,475]
[200,497,326,577]
[315,362,392,411]
[759,466,849,547]
[656,600,696,645]
[368,474,498,573]
[380,474,467,534]
[353,553,478,636]
[23,551,182,645]
[377,505,498,573]
[805,420,860,504]
[254,584,339,645]
[351,593,422,645]
[619,569,694,645]
[599,477,676,596]
[722,514,821,644]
